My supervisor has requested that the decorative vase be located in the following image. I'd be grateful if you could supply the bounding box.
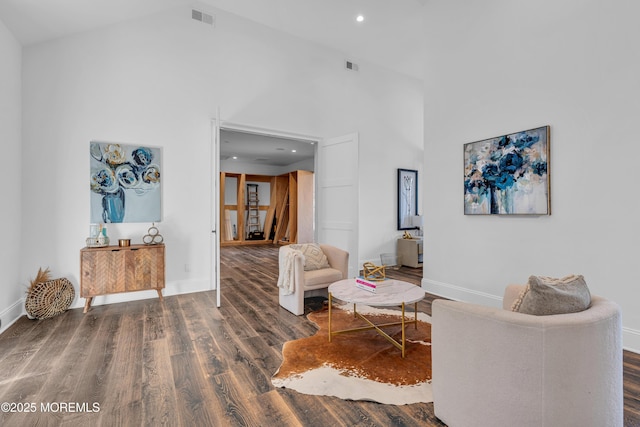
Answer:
[102,188,125,223]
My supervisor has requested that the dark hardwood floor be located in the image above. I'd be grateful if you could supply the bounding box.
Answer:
[0,244,638,426]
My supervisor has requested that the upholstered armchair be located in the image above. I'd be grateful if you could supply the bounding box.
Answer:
[277,243,348,315]
[431,284,623,427]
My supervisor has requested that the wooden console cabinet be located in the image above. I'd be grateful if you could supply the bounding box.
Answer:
[397,238,423,268]
[80,244,165,313]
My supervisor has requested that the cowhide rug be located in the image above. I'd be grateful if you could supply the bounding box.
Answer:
[272,303,432,405]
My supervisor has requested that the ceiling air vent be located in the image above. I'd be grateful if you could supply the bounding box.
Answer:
[192,9,214,26]
[346,61,359,71]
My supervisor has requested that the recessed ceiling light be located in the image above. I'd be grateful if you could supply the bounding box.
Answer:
[356,15,365,23]
[292,149,297,153]
[232,156,238,160]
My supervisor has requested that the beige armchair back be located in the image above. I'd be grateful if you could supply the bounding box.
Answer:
[278,244,348,315]
[431,284,623,427]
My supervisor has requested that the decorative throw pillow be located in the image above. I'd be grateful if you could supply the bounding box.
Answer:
[511,274,591,316]
[289,243,331,271]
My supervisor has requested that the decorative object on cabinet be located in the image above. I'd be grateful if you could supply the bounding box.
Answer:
[143,222,164,245]
[80,243,165,313]
[398,169,418,230]
[86,223,109,247]
[464,125,550,215]
[90,141,161,223]
[410,215,423,237]
[397,238,423,268]
[25,267,75,320]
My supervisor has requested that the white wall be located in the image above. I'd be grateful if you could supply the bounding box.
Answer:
[422,0,640,351]
[0,17,23,332]
[18,6,422,312]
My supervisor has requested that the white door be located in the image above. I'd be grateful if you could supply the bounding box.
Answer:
[317,132,359,278]
[211,117,221,307]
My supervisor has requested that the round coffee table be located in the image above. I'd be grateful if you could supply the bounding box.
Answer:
[328,278,425,357]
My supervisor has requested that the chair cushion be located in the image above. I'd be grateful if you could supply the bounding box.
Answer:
[289,243,331,271]
[511,274,591,315]
[304,268,344,290]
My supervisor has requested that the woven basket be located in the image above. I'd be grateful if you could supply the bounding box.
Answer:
[25,278,75,320]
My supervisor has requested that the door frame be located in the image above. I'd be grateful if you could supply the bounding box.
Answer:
[212,122,360,303]
[210,117,221,307]
[211,121,322,306]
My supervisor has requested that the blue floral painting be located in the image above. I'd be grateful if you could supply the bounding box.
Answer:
[464,126,550,215]
[90,142,161,223]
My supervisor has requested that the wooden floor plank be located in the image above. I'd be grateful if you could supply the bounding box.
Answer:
[244,390,303,427]
[97,308,145,426]
[207,371,262,426]
[141,339,179,426]
[171,351,219,426]
[163,297,195,356]
[1,311,108,426]
[143,297,167,342]
[0,373,50,426]
[276,388,342,426]
[215,317,275,398]
[59,307,124,426]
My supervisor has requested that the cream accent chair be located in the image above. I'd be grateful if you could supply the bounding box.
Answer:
[278,244,348,315]
[431,284,623,427]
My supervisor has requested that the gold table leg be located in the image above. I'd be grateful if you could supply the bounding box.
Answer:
[401,302,406,358]
[328,292,332,342]
[327,299,420,358]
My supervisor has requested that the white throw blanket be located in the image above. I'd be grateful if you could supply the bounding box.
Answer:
[277,249,303,295]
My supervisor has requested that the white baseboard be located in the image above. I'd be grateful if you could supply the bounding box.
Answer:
[422,277,502,308]
[623,327,640,354]
[422,277,640,355]
[0,298,25,335]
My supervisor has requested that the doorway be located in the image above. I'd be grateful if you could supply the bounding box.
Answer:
[218,126,318,246]
[212,122,360,308]
[214,124,318,308]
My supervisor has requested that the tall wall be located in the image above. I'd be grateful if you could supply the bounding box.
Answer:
[0,17,22,332]
[422,0,640,351]
[18,6,422,312]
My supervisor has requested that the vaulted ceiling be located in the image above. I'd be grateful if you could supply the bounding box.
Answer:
[0,0,425,79]
[0,0,425,166]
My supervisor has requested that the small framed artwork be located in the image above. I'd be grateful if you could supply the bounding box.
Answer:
[398,168,418,230]
[463,125,550,215]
